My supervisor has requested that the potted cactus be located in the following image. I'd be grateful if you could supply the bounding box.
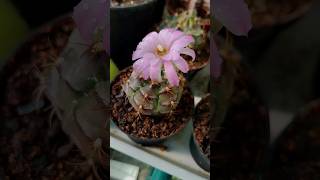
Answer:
[160,9,210,80]
[111,28,195,145]
[111,0,165,69]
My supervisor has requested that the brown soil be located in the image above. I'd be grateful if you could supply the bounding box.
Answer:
[111,67,194,140]
[246,0,313,28]
[194,95,210,159]
[266,100,320,179]
[0,17,105,179]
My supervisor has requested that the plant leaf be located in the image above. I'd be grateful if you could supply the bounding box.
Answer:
[213,0,252,36]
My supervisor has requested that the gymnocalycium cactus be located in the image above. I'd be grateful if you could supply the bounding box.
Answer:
[123,28,195,116]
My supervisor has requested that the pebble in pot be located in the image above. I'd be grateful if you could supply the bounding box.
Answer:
[111,28,195,145]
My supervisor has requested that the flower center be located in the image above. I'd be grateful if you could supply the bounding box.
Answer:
[156,44,167,57]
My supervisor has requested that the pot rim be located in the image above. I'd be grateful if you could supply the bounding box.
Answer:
[111,66,194,143]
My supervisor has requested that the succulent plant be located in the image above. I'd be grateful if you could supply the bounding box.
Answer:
[43,29,108,167]
[161,10,209,52]
[210,0,252,141]
[123,28,195,116]
[38,0,108,178]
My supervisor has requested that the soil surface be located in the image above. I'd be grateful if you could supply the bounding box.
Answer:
[111,67,194,140]
[194,95,210,159]
[0,17,105,179]
[247,0,313,27]
[266,100,320,179]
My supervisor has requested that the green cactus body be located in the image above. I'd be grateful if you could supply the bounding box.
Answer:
[122,72,185,116]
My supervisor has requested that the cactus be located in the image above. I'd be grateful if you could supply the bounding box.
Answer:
[123,71,185,116]
[123,28,195,116]
[161,10,209,53]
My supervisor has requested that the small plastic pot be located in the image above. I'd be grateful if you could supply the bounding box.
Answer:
[110,0,165,69]
[190,134,210,172]
[111,67,193,146]
[190,95,210,172]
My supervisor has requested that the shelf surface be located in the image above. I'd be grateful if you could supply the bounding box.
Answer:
[110,97,210,180]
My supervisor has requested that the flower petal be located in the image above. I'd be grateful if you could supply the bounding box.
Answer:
[150,59,162,82]
[180,47,195,61]
[173,57,189,73]
[133,58,148,74]
[136,31,159,53]
[142,68,149,80]
[162,50,180,61]
[164,62,179,86]
[171,35,194,52]
[159,28,184,48]
[132,49,144,60]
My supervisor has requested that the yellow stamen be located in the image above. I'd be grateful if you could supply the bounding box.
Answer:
[156,44,167,56]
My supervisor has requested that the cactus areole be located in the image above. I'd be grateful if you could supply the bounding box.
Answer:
[123,28,196,116]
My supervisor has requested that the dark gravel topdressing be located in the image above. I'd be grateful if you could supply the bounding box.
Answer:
[111,67,194,140]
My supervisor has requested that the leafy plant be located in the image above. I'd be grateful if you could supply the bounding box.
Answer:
[39,0,108,178]
[211,0,252,141]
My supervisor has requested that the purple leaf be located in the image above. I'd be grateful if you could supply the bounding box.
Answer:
[212,40,222,78]
[73,0,106,46]
[213,0,252,36]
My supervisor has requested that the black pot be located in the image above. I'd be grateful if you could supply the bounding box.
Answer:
[110,0,165,69]
[190,134,210,172]
[190,95,210,172]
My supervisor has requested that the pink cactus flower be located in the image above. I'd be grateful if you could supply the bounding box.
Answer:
[132,28,195,87]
